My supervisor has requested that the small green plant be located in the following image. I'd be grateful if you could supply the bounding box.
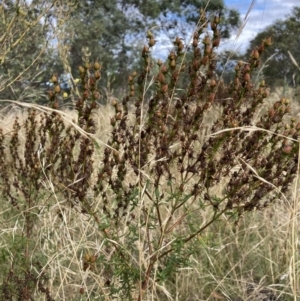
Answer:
[0,8,299,301]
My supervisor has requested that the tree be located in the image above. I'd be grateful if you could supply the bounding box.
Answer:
[0,0,75,103]
[0,1,240,104]
[246,6,300,88]
[55,0,240,99]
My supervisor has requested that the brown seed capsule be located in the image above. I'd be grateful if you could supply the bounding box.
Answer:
[246,82,253,90]
[260,80,266,87]
[192,77,201,87]
[244,73,250,82]
[170,59,176,68]
[269,108,275,118]
[53,101,59,109]
[201,55,209,65]
[174,36,181,45]
[178,42,184,51]
[194,47,201,57]
[208,93,215,102]
[90,255,97,263]
[148,38,156,47]
[234,78,240,88]
[76,98,83,107]
[243,64,251,72]
[82,90,89,99]
[192,59,200,70]
[263,37,272,46]
[51,74,58,83]
[272,115,281,123]
[156,72,165,84]
[142,45,149,57]
[94,71,101,80]
[48,90,54,99]
[172,70,179,82]
[203,102,211,110]
[161,84,168,93]
[214,14,220,24]
[280,97,286,104]
[251,48,259,59]
[89,77,95,86]
[210,79,217,87]
[285,106,291,114]
[212,37,220,47]
[211,21,217,31]
[192,38,199,48]
[160,64,168,74]
[282,145,293,154]
[157,59,163,66]
[94,62,101,70]
[116,112,122,120]
[203,35,211,45]
[93,91,100,99]
[205,45,212,55]
[168,51,176,61]
[274,101,280,109]
[54,85,61,93]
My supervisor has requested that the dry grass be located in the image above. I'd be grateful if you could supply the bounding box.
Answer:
[0,92,299,300]
[170,199,299,301]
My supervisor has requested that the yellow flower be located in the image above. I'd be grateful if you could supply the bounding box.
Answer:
[74,78,80,84]
[63,92,68,98]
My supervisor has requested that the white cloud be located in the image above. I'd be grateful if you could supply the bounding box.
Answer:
[149,1,298,59]
[224,0,297,53]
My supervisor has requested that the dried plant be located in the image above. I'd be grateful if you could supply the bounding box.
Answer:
[0,8,299,301]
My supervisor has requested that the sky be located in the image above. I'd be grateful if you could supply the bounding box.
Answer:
[224,0,298,53]
[152,0,298,59]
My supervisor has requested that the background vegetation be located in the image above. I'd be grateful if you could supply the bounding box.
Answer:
[0,0,240,102]
[246,7,300,90]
